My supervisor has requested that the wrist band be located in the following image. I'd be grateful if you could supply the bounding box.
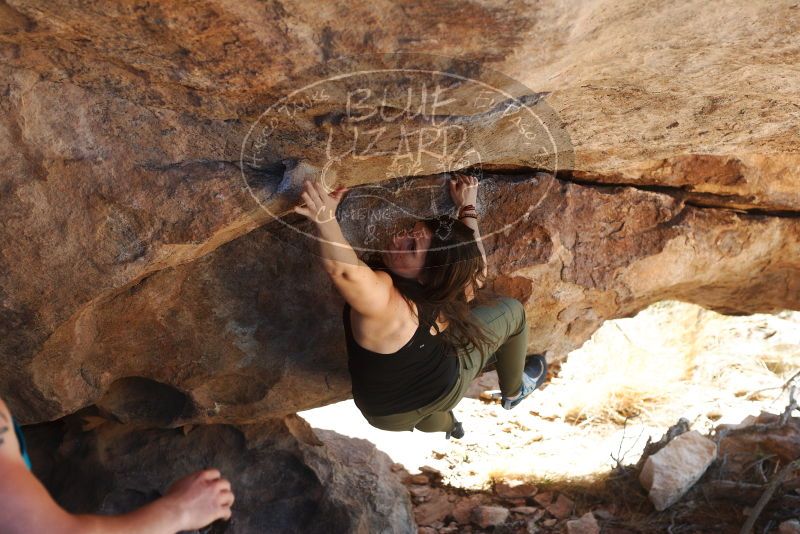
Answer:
[458,204,476,218]
[459,214,478,220]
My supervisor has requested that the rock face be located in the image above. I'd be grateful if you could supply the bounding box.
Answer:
[8,171,800,425]
[1,0,799,425]
[639,430,718,511]
[0,1,799,531]
[26,413,415,534]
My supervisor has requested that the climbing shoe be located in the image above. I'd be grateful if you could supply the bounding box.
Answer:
[445,411,464,440]
[501,355,547,410]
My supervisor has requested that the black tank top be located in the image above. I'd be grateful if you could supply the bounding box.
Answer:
[344,298,459,417]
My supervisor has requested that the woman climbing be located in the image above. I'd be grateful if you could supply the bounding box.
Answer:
[293,172,547,439]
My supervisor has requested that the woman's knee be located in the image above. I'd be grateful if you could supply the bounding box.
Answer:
[500,296,524,315]
[500,297,526,331]
[414,410,453,433]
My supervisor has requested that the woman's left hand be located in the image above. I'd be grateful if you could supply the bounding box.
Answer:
[293,180,348,226]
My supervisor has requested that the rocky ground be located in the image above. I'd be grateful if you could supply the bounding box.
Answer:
[388,410,800,534]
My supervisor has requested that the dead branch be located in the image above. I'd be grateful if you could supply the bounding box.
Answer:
[611,415,646,469]
[634,418,690,473]
[745,369,800,400]
[738,459,800,534]
[704,480,769,503]
[779,386,799,426]
[716,387,798,443]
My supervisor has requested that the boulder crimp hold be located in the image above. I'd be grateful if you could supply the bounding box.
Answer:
[639,430,718,511]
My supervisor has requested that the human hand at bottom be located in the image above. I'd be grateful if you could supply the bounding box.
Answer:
[162,469,234,531]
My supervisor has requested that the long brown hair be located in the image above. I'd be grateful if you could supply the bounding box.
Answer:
[366,215,503,361]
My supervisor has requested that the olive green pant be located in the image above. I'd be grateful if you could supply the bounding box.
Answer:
[361,296,528,434]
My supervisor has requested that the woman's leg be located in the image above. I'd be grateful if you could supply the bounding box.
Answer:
[410,298,528,433]
[468,296,528,398]
[414,410,454,433]
[362,297,527,435]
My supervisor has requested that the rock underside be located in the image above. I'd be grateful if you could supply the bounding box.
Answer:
[0,0,798,532]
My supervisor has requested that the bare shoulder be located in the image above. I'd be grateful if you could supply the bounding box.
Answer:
[350,279,416,329]
[333,263,397,319]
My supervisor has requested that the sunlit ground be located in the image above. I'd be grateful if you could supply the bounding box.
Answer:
[300,300,800,490]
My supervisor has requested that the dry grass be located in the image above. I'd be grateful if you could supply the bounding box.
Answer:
[534,300,800,429]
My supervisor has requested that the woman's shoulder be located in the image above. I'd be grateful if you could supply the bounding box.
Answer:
[344,285,419,326]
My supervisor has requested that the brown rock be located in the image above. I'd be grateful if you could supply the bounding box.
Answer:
[592,508,615,521]
[418,528,437,534]
[546,494,575,520]
[718,413,800,474]
[471,505,510,528]
[410,474,430,485]
[452,495,484,525]
[566,512,600,534]
[495,480,538,499]
[419,465,443,478]
[511,506,543,516]
[409,485,432,502]
[413,489,454,527]
[533,491,554,507]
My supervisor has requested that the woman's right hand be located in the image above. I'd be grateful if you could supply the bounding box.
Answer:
[448,173,479,208]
